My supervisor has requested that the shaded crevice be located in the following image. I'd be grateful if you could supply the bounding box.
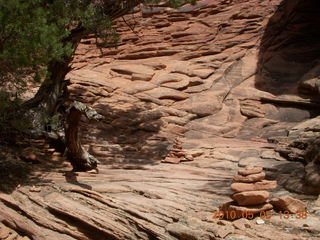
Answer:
[256,0,320,96]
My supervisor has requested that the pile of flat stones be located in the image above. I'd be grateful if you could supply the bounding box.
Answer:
[161,138,193,164]
[221,166,277,219]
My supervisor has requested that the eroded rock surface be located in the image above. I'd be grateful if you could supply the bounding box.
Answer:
[1,0,320,239]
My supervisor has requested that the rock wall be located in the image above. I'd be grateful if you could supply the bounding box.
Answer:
[68,0,320,188]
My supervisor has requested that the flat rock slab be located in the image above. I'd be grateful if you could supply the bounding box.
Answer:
[231,191,270,206]
[231,180,277,193]
[238,167,263,176]
[161,156,181,164]
[221,201,273,219]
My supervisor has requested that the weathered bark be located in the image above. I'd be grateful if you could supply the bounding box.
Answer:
[25,61,71,114]
[65,101,104,171]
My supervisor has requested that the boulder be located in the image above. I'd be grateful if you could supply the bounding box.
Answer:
[298,64,320,95]
[304,161,320,189]
[270,196,306,214]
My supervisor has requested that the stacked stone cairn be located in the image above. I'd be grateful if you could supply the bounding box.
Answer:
[221,166,277,220]
[161,138,193,164]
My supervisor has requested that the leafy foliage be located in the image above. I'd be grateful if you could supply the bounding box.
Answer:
[0,1,69,86]
[0,0,109,91]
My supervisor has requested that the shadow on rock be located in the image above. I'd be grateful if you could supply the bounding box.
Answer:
[267,161,320,195]
[79,101,171,168]
[255,0,320,99]
[0,143,58,193]
[0,150,34,193]
[63,171,93,190]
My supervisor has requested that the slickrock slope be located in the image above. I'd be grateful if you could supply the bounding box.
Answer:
[68,0,320,192]
[1,0,320,239]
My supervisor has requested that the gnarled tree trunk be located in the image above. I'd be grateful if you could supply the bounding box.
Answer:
[65,101,104,171]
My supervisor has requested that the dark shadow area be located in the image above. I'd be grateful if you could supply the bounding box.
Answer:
[0,146,35,193]
[0,90,172,192]
[0,139,66,193]
[63,171,93,190]
[0,88,70,193]
[250,0,320,197]
[267,162,320,196]
[255,0,320,98]
[76,98,171,169]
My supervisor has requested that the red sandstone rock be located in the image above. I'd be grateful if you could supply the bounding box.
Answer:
[132,73,153,81]
[233,172,266,183]
[144,87,189,100]
[221,201,273,220]
[238,167,263,176]
[231,191,270,206]
[0,224,10,239]
[270,196,306,214]
[240,100,265,118]
[29,186,42,192]
[110,64,154,76]
[161,157,181,164]
[2,0,320,239]
[231,180,277,192]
